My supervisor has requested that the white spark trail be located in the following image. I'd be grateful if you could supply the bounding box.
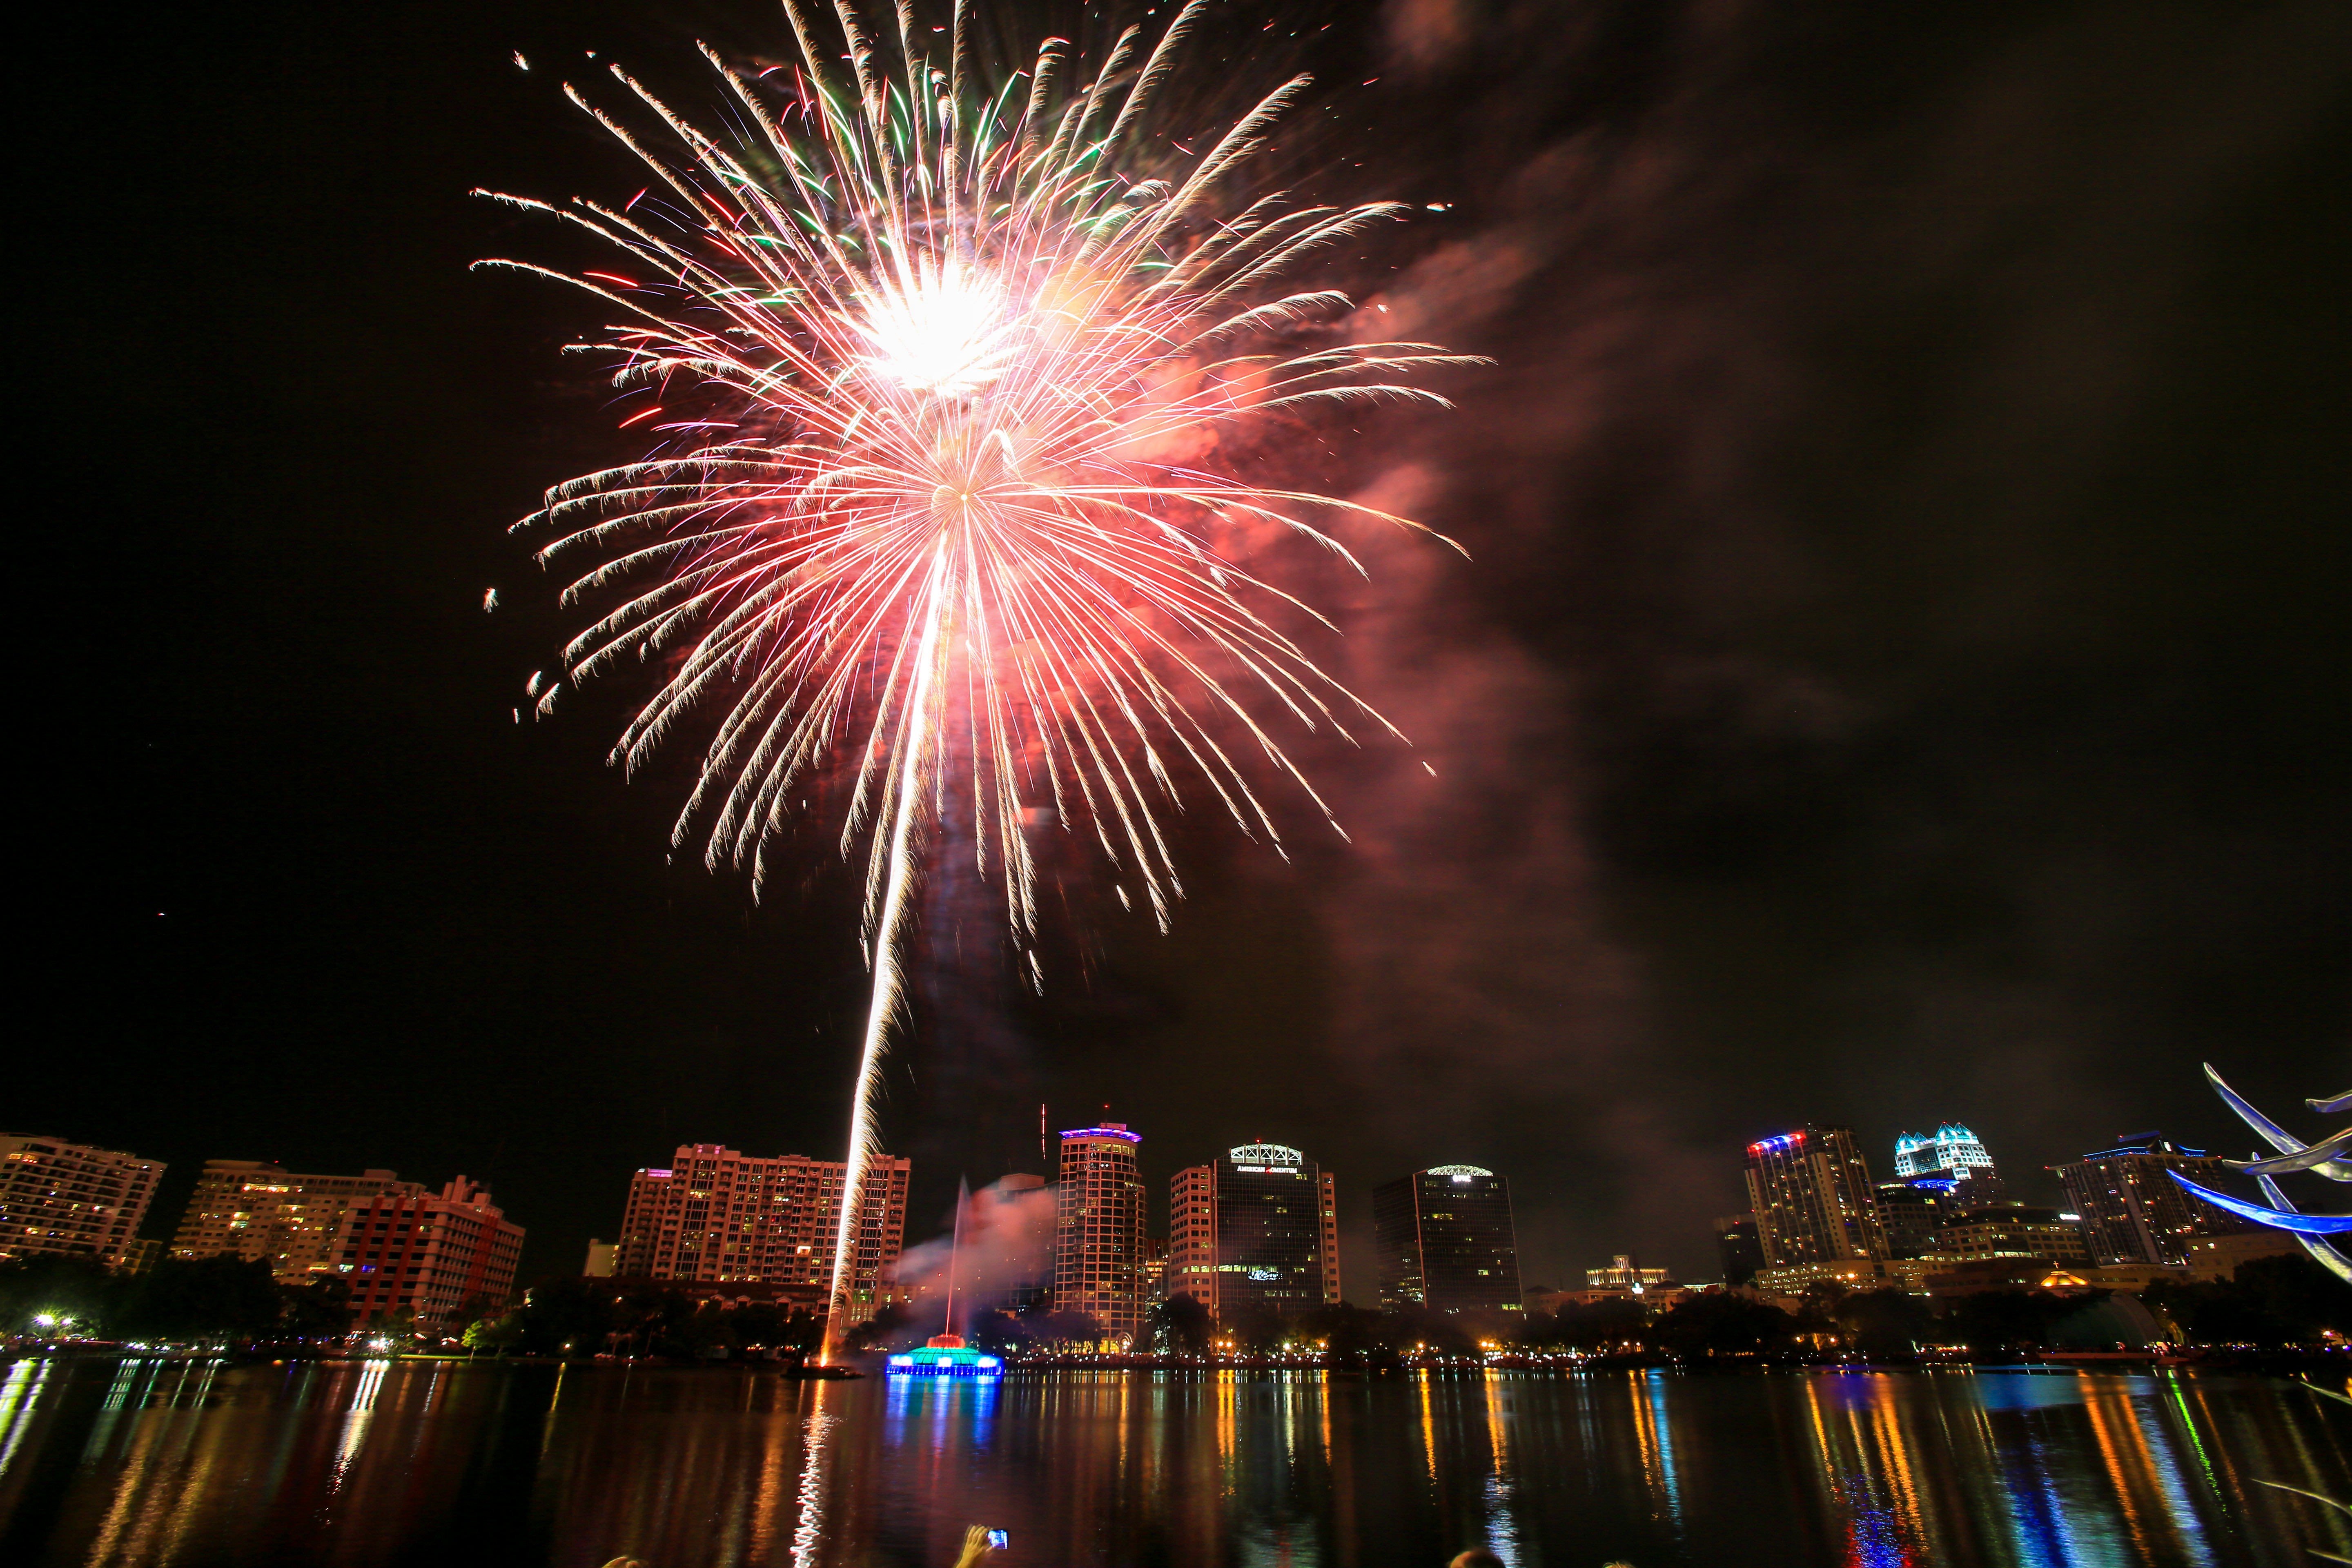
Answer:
[487,0,1483,1363]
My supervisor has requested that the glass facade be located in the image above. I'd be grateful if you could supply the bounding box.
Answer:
[1168,1143,1340,1322]
[1372,1165,1523,1314]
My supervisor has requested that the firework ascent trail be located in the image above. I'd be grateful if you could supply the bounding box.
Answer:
[482,0,1481,1359]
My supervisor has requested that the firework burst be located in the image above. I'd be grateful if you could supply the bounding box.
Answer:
[482,0,1480,1354]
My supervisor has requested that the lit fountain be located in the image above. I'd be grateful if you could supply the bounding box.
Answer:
[887,1178,1003,1380]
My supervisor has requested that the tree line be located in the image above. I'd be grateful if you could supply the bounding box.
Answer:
[0,1254,358,1343]
[8,1251,2341,1360]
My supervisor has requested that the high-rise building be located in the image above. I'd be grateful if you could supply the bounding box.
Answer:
[171,1161,422,1281]
[1056,1124,1148,1345]
[615,1144,910,1305]
[1169,1142,1342,1321]
[1744,1126,1887,1275]
[0,1135,165,1268]
[1875,1178,1963,1259]
[1893,1123,2006,1205]
[2054,1136,2250,1266]
[329,1177,525,1330]
[1715,1214,1764,1285]
[1372,1165,1521,1314]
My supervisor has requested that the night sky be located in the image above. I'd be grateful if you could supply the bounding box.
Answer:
[25,0,2348,1292]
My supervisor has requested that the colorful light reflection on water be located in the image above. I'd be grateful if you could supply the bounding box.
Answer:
[0,1361,2343,1566]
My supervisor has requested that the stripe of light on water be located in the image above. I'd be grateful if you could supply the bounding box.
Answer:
[156,1368,238,1566]
[538,1361,567,1463]
[1640,1369,1684,1529]
[2158,1374,2221,1496]
[1482,1371,1521,1566]
[332,1360,389,1486]
[1319,1370,1332,1466]
[1822,1372,1921,1566]
[2077,1378,2156,1560]
[749,1367,801,1562]
[1932,1371,2044,1566]
[0,1359,52,1478]
[79,1358,163,1470]
[2117,1378,2216,1564]
[83,1362,226,1567]
[1277,1375,1296,1492]
[791,1381,839,1568]
[98,1357,149,1410]
[1861,1373,1931,1551]
[1219,1368,1238,1487]
[1998,1376,2097,1568]
[1418,1372,1439,1485]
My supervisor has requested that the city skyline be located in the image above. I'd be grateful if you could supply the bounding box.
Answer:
[7,1098,2294,1315]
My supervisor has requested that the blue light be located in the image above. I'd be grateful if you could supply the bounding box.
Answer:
[886,1345,1002,1380]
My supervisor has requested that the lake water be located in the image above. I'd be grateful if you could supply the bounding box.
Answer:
[0,1358,2346,1568]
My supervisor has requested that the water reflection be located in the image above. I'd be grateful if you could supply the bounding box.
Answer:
[332,1359,388,1483]
[0,1360,53,1477]
[1630,1370,1685,1537]
[0,1362,2343,1567]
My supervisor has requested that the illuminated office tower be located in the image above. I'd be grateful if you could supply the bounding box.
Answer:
[1056,1124,1149,1345]
[1743,1126,1888,1272]
[0,1134,165,1268]
[2054,1135,2249,1266]
[615,1143,910,1303]
[1168,1143,1340,1321]
[1893,1123,2006,1206]
[1372,1165,1522,1313]
[172,1160,421,1280]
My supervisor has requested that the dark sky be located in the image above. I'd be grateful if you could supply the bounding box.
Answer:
[24,0,2349,1291]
